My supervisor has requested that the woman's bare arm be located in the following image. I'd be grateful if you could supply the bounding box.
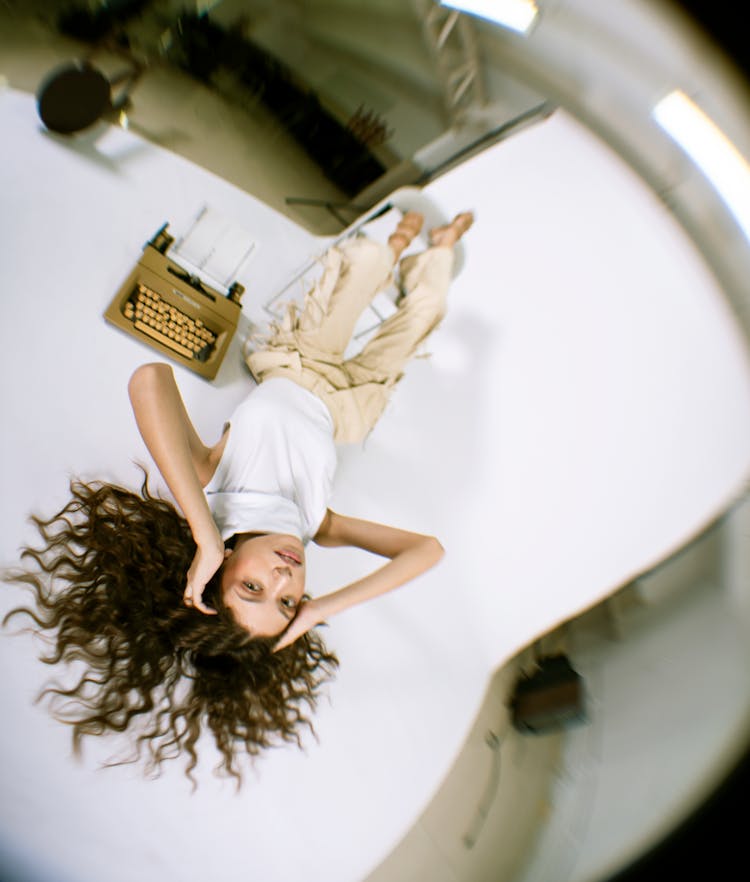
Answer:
[275,511,443,650]
[128,362,223,612]
[314,510,444,613]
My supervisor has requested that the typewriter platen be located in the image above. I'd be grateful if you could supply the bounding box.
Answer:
[104,224,245,380]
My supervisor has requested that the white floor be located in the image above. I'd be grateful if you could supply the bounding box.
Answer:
[2,41,750,882]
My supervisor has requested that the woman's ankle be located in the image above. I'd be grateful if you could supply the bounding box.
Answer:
[388,211,424,258]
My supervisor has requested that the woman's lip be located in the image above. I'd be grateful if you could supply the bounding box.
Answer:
[276,550,302,566]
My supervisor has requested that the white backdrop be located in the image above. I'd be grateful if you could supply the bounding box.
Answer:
[2,87,750,882]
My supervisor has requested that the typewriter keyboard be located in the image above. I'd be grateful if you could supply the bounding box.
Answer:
[122,284,217,362]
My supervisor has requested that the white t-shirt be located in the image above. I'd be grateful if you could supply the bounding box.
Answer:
[204,378,336,544]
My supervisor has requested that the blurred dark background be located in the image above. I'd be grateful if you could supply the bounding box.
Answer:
[675,0,750,82]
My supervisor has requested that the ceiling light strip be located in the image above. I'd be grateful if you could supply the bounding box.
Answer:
[653,90,750,241]
[440,0,539,35]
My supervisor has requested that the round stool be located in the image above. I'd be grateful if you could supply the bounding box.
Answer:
[37,62,112,135]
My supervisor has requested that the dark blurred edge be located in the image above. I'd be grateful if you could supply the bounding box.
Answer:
[671,0,750,83]
[608,744,750,879]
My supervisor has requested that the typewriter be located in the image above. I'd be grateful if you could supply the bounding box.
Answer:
[104,224,244,380]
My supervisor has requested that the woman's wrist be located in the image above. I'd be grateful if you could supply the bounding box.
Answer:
[312,592,340,622]
[193,520,223,552]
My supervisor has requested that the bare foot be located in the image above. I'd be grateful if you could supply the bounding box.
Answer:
[429,211,474,248]
[388,210,424,258]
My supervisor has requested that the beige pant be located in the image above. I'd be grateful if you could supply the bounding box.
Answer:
[246,237,454,443]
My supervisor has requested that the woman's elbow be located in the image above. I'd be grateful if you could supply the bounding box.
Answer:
[128,362,172,398]
[425,535,445,563]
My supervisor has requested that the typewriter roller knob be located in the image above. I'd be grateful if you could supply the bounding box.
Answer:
[228,282,245,305]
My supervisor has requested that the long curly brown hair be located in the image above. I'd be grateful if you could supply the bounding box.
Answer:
[3,472,338,786]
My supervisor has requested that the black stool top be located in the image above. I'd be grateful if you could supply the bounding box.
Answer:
[37,63,112,134]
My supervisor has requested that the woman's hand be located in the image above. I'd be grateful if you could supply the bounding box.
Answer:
[183,538,225,615]
[273,597,328,652]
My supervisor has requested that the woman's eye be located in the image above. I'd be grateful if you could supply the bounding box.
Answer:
[281,597,297,610]
[243,582,261,594]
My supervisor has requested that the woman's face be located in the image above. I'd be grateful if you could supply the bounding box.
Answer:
[220,533,306,637]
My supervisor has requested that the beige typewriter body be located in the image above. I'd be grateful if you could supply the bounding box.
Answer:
[104,241,241,380]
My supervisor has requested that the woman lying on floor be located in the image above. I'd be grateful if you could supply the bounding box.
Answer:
[5,210,474,783]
